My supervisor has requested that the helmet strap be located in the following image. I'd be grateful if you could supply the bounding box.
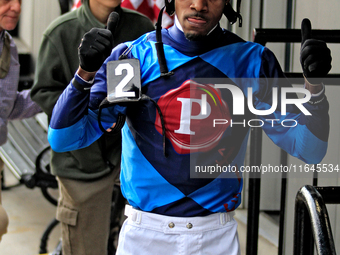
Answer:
[155,6,174,77]
[224,0,242,27]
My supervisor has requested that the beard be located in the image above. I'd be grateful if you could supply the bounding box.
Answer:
[184,32,207,41]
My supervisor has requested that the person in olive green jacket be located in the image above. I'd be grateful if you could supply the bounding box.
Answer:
[30,0,154,254]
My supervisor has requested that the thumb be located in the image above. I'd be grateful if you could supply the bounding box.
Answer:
[301,18,312,46]
[107,12,120,36]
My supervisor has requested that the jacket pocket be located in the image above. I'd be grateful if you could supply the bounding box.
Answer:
[56,204,78,226]
[56,204,79,254]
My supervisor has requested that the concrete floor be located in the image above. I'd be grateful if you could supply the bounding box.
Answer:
[0,166,61,255]
[0,166,278,255]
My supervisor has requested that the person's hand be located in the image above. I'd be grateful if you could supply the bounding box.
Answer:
[78,28,113,73]
[300,18,332,86]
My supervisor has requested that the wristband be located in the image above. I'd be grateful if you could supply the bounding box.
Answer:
[72,74,93,92]
[307,84,326,105]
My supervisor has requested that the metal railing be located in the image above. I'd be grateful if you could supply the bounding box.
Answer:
[294,185,338,255]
